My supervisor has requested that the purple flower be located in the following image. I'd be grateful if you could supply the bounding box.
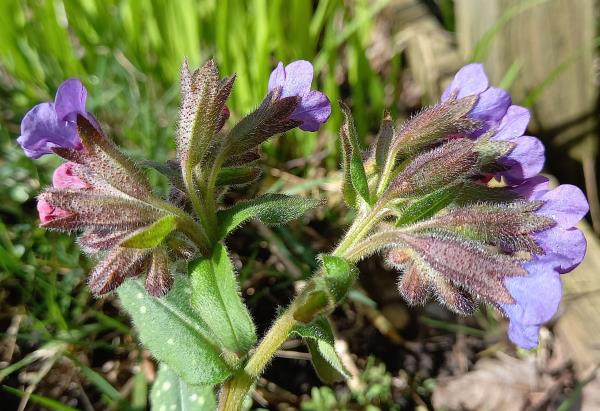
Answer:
[442,64,544,184]
[17,79,99,159]
[268,60,331,132]
[502,183,588,348]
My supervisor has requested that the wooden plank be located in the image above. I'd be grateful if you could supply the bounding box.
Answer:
[455,0,600,384]
[455,0,599,229]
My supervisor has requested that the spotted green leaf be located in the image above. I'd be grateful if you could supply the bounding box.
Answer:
[150,364,215,411]
[189,243,256,358]
[118,277,233,386]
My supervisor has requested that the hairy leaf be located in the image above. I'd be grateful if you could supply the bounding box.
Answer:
[339,113,357,208]
[350,154,371,204]
[375,111,394,172]
[217,193,320,236]
[339,102,367,207]
[293,318,349,383]
[189,244,256,356]
[121,215,178,249]
[118,277,233,385]
[395,184,459,226]
[150,364,215,411]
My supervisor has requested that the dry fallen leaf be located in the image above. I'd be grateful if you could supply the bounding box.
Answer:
[432,352,555,411]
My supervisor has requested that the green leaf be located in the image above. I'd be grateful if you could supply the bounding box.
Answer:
[189,243,256,356]
[339,102,369,208]
[216,166,261,186]
[293,318,349,383]
[121,215,178,249]
[340,120,357,208]
[118,277,233,386]
[375,111,394,172]
[217,193,320,236]
[322,255,358,302]
[350,154,370,204]
[395,185,458,227]
[150,364,216,411]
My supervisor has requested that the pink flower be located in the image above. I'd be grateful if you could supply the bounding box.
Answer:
[37,199,71,224]
[52,162,89,189]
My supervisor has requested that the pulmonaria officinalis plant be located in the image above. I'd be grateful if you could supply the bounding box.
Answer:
[19,61,587,410]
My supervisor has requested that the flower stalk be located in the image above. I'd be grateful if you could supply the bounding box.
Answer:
[217,205,383,409]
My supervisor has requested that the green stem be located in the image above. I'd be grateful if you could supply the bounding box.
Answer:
[202,150,228,237]
[216,203,385,410]
[333,202,385,257]
[375,151,397,197]
[183,165,220,245]
[218,310,297,410]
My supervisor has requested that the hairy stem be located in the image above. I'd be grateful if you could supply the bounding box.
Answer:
[183,166,218,244]
[202,150,228,238]
[217,204,384,410]
[218,309,297,410]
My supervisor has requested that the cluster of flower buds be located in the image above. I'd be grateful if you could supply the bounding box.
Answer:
[17,60,330,297]
[338,64,588,349]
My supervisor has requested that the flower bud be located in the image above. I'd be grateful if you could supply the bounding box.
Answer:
[385,138,478,199]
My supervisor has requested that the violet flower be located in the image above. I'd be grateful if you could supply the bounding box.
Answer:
[443,64,589,348]
[17,79,98,159]
[502,181,588,348]
[268,60,331,132]
[442,64,544,185]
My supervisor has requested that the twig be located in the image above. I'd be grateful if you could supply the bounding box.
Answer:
[274,350,312,360]
[1,313,23,366]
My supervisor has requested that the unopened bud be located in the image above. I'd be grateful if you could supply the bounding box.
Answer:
[386,138,478,199]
